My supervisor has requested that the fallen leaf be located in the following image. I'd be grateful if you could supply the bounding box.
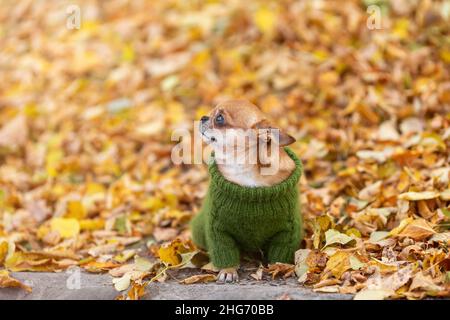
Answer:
[350,255,365,270]
[294,249,311,279]
[266,263,295,279]
[0,270,32,292]
[253,6,276,35]
[323,229,355,249]
[324,251,351,279]
[250,266,264,281]
[0,241,8,265]
[113,273,132,291]
[354,288,393,300]
[398,219,436,240]
[0,115,28,148]
[409,272,443,292]
[50,218,80,238]
[440,190,450,201]
[127,282,147,300]
[158,239,193,266]
[180,274,216,284]
[358,181,382,201]
[313,285,340,293]
[398,191,440,201]
[369,231,390,243]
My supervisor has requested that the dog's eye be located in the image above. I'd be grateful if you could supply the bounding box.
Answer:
[215,114,225,126]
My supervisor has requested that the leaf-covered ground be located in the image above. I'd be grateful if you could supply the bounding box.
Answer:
[0,0,449,300]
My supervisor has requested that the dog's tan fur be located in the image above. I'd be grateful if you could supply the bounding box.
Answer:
[200,99,296,187]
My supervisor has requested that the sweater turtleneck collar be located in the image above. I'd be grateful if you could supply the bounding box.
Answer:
[207,147,302,202]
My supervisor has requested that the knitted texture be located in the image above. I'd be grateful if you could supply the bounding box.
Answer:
[191,148,303,269]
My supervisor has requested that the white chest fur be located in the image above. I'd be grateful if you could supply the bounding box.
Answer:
[218,163,261,187]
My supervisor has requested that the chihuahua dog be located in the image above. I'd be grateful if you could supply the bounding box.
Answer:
[192,99,302,283]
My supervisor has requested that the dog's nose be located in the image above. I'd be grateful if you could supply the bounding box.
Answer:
[200,116,209,123]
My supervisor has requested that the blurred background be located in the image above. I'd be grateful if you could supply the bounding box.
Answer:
[0,0,449,298]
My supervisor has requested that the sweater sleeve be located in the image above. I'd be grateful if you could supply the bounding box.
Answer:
[205,217,240,269]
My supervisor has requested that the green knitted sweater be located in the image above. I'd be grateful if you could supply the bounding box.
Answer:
[191,148,303,269]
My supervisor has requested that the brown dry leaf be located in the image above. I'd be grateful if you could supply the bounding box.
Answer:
[250,266,264,281]
[4,251,76,272]
[81,261,120,273]
[127,282,147,300]
[397,219,436,240]
[180,274,216,284]
[153,227,178,242]
[358,181,382,201]
[266,263,295,279]
[417,200,434,219]
[409,272,443,293]
[306,250,328,272]
[0,270,32,293]
[354,288,394,300]
[0,115,28,148]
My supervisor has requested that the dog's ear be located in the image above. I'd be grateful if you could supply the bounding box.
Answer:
[254,119,296,146]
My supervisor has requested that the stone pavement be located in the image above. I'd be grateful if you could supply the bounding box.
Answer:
[0,270,352,300]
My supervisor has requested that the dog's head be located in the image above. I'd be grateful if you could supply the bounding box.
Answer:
[199,100,295,160]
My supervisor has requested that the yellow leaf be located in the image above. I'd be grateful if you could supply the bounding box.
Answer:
[143,197,165,211]
[323,229,355,249]
[389,217,413,236]
[65,201,86,219]
[37,224,51,240]
[79,219,105,231]
[5,252,58,272]
[158,242,181,266]
[392,18,409,39]
[45,149,63,177]
[345,228,361,238]
[317,215,333,231]
[192,50,210,68]
[324,251,351,279]
[253,7,276,35]
[440,49,450,64]
[121,43,135,63]
[369,258,398,274]
[85,183,105,194]
[158,239,194,266]
[0,241,8,265]
[113,249,136,263]
[50,218,80,238]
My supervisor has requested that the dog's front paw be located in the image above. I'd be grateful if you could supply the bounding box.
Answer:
[217,267,239,283]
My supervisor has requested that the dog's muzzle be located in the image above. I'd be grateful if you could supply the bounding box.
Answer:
[199,116,209,134]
